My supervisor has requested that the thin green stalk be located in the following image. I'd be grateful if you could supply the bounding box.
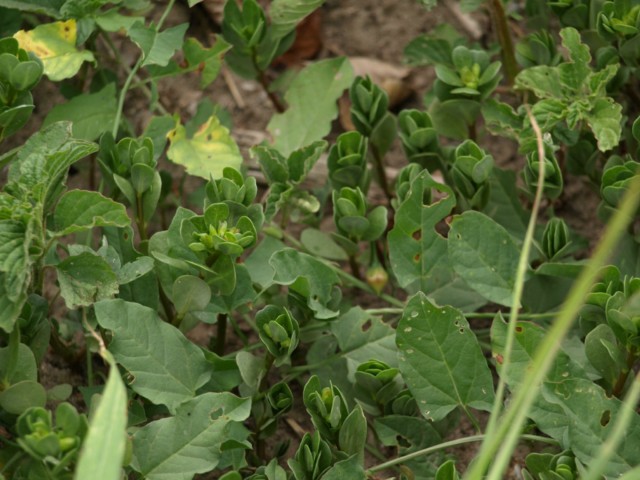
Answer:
[112,57,143,137]
[111,0,175,137]
[583,370,640,480]
[83,309,94,387]
[466,173,640,479]
[483,106,548,440]
[367,434,558,474]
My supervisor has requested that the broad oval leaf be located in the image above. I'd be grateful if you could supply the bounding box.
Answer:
[131,392,251,480]
[53,189,130,237]
[268,57,354,156]
[43,83,117,141]
[448,210,520,306]
[396,292,495,421]
[14,20,95,80]
[56,252,119,309]
[94,299,212,413]
[167,115,242,180]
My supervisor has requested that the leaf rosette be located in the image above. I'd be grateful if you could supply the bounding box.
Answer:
[522,142,563,199]
[288,431,333,480]
[398,109,441,169]
[434,45,501,101]
[256,305,300,366]
[332,187,387,254]
[327,131,370,192]
[15,403,88,475]
[451,139,493,209]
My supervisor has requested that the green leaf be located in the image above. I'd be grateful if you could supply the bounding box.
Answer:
[397,293,494,421]
[116,256,155,285]
[128,22,188,67]
[269,0,325,40]
[300,228,348,260]
[95,9,144,33]
[53,189,130,236]
[320,455,366,480]
[56,252,119,309]
[166,115,242,180]
[0,0,63,17]
[42,83,117,141]
[541,379,640,477]
[183,36,231,88]
[74,353,127,480]
[0,219,32,331]
[0,342,38,383]
[306,307,397,401]
[0,380,46,414]
[448,210,520,306]
[482,168,528,237]
[95,299,212,413]
[269,247,340,319]
[8,121,98,208]
[131,393,251,480]
[268,57,354,156]
[388,169,485,311]
[14,20,95,81]
[584,97,622,152]
[172,275,212,318]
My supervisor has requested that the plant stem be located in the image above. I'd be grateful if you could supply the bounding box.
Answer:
[135,194,148,242]
[111,0,176,137]
[348,254,362,280]
[370,145,393,204]
[159,286,177,325]
[487,0,518,85]
[215,313,228,356]
[258,69,286,113]
[469,173,640,480]
[366,433,557,474]
[112,57,143,137]
[612,349,637,397]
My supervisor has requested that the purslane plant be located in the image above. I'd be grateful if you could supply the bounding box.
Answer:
[1,1,640,479]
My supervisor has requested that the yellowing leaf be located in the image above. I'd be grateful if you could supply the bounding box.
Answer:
[14,20,94,81]
[166,115,242,180]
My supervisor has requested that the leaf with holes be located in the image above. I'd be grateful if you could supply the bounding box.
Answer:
[396,292,494,421]
[388,169,485,311]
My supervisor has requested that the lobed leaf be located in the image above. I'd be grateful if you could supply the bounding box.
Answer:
[128,22,188,67]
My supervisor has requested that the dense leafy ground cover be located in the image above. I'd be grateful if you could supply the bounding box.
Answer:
[1,0,640,479]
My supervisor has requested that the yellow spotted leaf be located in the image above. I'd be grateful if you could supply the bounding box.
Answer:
[14,20,94,81]
[166,115,242,180]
